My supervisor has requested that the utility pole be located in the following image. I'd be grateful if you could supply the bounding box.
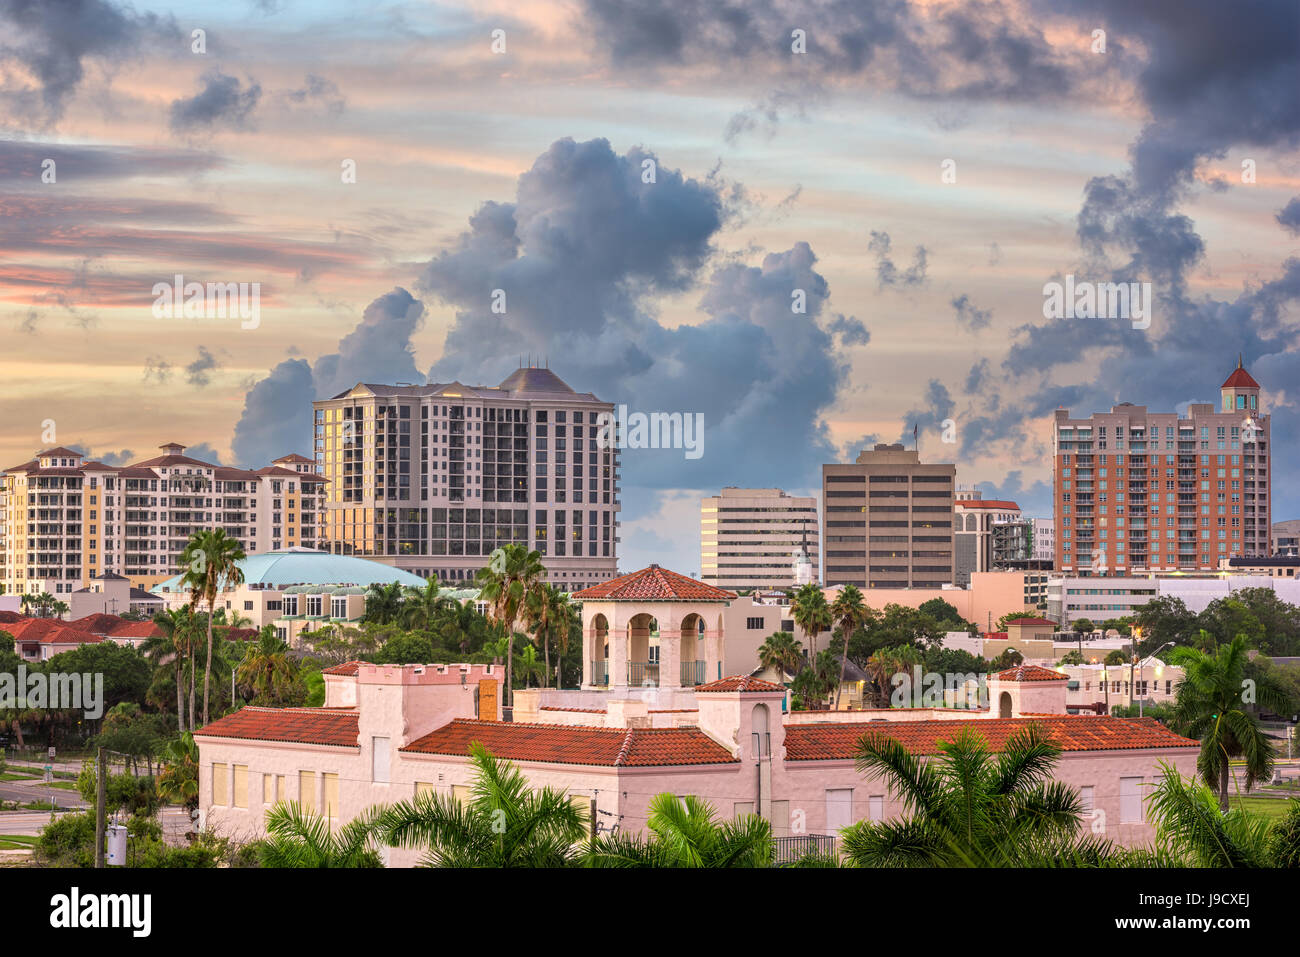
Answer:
[94,747,107,868]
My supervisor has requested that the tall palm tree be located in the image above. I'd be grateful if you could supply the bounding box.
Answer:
[841,723,1109,867]
[1142,762,1273,867]
[523,583,572,688]
[179,528,246,726]
[261,801,386,868]
[363,582,405,625]
[145,608,196,732]
[474,544,546,708]
[866,644,923,707]
[157,732,201,815]
[401,577,448,631]
[50,599,69,619]
[378,742,586,867]
[237,627,302,707]
[830,584,867,709]
[757,631,803,683]
[584,793,774,868]
[791,583,831,674]
[1168,634,1293,811]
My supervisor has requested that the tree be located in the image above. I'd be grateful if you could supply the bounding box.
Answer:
[523,583,572,688]
[1104,650,1127,666]
[831,585,867,710]
[157,732,201,814]
[584,793,773,867]
[179,528,246,726]
[791,649,839,710]
[378,742,586,867]
[1168,635,1294,811]
[401,577,449,631]
[917,597,965,628]
[1144,763,1273,867]
[1197,597,1264,651]
[1131,596,1200,655]
[260,801,386,868]
[237,628,306,707]
[363,582,405,625]
[757,631,803,682]
[145,607,198,732]
[995,611,1043,631]
[1058,650,1085,666]
[474,545,546,709]
[988,648,1024,671]
[840,723,1110,867]
[865,644,922,707]
[375,631,436,665]
[1071,618,1095,635]
[791,584,831,667]
[1268,800,1300,868]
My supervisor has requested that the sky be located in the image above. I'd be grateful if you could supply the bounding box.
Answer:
[2,0,1298,576]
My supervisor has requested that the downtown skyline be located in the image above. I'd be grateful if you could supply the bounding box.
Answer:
[2,0,1298,576]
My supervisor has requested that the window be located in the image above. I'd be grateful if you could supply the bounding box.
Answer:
[299,771,317,812]
[825,789,853,832]
[746,616,764,630]
[1120,776,1143,823]
[868,795,884,822]
[212,763,228,806]
[323,773,339,822]
[232,765,248,809]
[372,736,391,783]
[1079,786,1095,812]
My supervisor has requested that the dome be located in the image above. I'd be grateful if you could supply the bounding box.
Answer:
[496,367,576,394]
[150,548,427,593]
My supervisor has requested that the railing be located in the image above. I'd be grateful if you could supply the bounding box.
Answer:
[773,834,838,865]
[628,661,659,687]
[680,659,706,686]
[590,660,608,686]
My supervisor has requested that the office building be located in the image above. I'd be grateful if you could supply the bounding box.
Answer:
[1052,359,1270,575]
[822,444,955,588]
[312,366,620,590]
[0,443,324,595]
[954,490,1021,586]
[700,487,819,589]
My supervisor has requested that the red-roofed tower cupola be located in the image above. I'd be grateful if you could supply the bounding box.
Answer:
[1221,355,1261,413]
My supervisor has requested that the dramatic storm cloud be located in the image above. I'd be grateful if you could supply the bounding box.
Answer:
[170,71,263,132]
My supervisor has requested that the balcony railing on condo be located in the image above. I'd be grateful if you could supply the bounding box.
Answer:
[680,659,705,687]
[628,661,659,687]
[589,659,608,686]
[773,835,838,866]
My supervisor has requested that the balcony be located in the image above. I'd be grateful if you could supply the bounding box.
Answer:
[681,660,706,687]
[589,659,608,686]
[628,661,659,687]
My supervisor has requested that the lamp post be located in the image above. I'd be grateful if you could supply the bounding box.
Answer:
[1133,641,1175,718]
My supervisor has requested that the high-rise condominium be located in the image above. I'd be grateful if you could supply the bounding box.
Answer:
[821,444,956,588]
[1053,359,1270,575]
[0,444,324,596]
[699,487,820,589]
[312,366,620,590]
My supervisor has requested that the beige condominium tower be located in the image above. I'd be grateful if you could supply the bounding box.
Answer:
[312,365,620,590]
[0,443,324,596]
[699,487,820,589]
[1052,358,1271,575]
[821,443,956,588]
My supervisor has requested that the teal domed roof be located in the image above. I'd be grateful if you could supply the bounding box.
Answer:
[150,547,426,593]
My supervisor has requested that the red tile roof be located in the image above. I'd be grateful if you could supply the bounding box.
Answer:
[1222,365,1260,389]
[0,611,24,623]
[783,716,1198,761]
[401,719,738,767]
[322,660,363,676]
[572,565,736,602]
[957,500,1020,510]
[696,675,784,693]
[995,664,1067,682]
[1005,617,1056,627]
[5,618,104,645]
[194,707,360,747]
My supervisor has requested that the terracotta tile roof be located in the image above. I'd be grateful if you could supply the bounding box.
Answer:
[696,675,785,693]
[995,664,1067,682]
[194,707,360,747]
[783,715,1198,762]
[322,660,363,676]
[957,500,1020,510]
[108,621,164,639]
[0,611,25,623]
[401,719,738,767]
[572,564,737,602]
[273,453,315,463]
[36,446,82,457]
[6,619,104,645]
[1222,365,1260,389]
[1005,617,1056,627]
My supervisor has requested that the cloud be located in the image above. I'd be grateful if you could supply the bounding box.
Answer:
[285,73,345,114]
[826,313,869,346]
[185,346,220,387]
[964,358,990,394]
[1278,197,1300,237]
[0,141,222,182]
[142,356,171,384]
[169,71,262,132]
[867,230,927,289]
[0,0,172,124]
[951,294,992,331]
[230,288,426,466]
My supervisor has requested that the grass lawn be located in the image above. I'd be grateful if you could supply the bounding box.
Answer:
[0,772,41,781]
[1231,796,1298,821]
[0,835,37,850]
[40,782,77,791]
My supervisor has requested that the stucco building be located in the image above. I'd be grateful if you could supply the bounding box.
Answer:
[700,488,819,590]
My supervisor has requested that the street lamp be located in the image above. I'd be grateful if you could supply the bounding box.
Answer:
[1131,641,1175,718]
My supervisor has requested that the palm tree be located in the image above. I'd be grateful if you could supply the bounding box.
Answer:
[179,528,246,726]
[1141,762,1273,867]
[791,583,831,692]
[378,742,586,867]
[363,582,405,625]
[830,584,867,710]
[523,583,572,688]
[841,723,1108,867]
[261,801,386,868]
[237,627,302,707]
[50,599,69,619]
[474,544,546,709]
[584,793,774,867]
[145,608,196,732]
[757,631,803,684]
[865,644,923,707]
[401,577,448,631]
[1168,634,1293,811]
[157,732,201,814]
[516,643,546,688]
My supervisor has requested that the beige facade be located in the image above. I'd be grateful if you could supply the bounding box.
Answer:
[953,490,1021,586]
[0,444,324,597]
[700,487,819,590]
[312,367,619,591]
[1053,360,1271,575]
[822,444,956,589]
